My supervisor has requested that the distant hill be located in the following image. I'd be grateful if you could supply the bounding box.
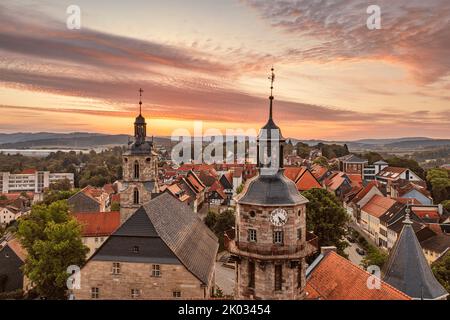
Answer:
[0,132,449,152]
[0,132,173,149]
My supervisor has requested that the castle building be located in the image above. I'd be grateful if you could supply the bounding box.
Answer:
[119,89,159,223]
[226,69,316,300]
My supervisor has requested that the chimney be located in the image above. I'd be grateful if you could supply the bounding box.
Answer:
[320,246,337,255]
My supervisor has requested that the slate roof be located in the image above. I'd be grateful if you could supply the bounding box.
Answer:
[383,217,449,300]
[237,170,309,206]
[91,193,218,285]
[305,251,410,300]
[420,234,450,254]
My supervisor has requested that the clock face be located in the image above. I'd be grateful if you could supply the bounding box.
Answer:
[270,208,288,226]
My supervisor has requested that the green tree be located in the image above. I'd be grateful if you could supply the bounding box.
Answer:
[17,201,88,299]
[312,156,329,168]
[236,184,244,195]
[442,200,450,212]
[110,201,120,211]
[432,252,450,294]
[426,168,450,204]
[361,245,388,269]
[49,178,72,191]
[204,210,217,229]
[302,188,349,256]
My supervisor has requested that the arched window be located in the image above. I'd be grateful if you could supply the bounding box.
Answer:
[133,188,139,205]
[133,161,140,179]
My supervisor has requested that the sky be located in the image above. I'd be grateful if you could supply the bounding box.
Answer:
[0,0,449,140]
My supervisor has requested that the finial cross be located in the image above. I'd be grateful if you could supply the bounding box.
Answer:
[268,67,275,97]
[138,88,143,114]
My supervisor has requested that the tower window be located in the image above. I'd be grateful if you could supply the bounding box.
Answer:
[133,188,139,205]
[134,161,140,179]
[297,228,302,240]
[173,291,182,298]
[274,265,283,291]
[132,246,139,254]
[146,157,151,162]
[248,229,257,242]
[248,261,255,289]
[273,231,283,244]
[249,210,256,218]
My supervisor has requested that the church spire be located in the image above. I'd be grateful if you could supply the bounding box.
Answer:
[139,88,143,115]
[268,67,275,120]
[134,88,147,145]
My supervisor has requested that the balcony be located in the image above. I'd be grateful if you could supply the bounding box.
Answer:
[224,229,318,260]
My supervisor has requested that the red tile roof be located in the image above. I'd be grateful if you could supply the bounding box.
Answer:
[7,238,27,262]
[361,195,397,218]
[310,164,328,180]
[347,174,363,188]
[306,251,410,300]
[73,211,120,237]
[19,168,37,174]
[351,181,379,204]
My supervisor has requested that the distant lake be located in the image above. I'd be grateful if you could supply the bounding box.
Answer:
[0,148,95,157]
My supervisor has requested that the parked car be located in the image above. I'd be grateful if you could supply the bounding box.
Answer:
[356,248,366,256]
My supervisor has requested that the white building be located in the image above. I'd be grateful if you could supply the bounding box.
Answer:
[0,169,74,193]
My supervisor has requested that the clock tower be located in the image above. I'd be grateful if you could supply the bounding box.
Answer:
[226,69,315,300]
[119,89,159,223]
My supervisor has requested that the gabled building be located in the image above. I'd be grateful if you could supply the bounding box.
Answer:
[421,234,450,265]
[360,195,397,243]
[178,170,206,213]
[345,181,383,222]
[284,166,321,192]
[68,185,110,213]
[383,214,448,300]
[376,167,424,197]
[310,164,330,183]
[324,172,353,200]
[73,211,121,258]
[74,193,218,300]
[0,238,28,293]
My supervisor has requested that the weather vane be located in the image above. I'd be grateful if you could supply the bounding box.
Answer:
[139,88,143,114]
[268,67,275,97]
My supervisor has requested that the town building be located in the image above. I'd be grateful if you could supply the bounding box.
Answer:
[226,70,317,300]
[284,167,321,192]
[73,193,218,300]
[73,211,121,258]
[119,90,159,223]
[338,154,368,177]
[0,238,27,293]
[67,185,110,213]
[383,213,448,300]
[0,169,74,193]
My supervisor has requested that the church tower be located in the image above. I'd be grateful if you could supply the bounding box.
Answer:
[227,69,315,300]
[119,89,159,222]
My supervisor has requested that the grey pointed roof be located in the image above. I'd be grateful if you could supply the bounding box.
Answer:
[238,170,309,206]
[383,218,448,300]
[91,193,218,285]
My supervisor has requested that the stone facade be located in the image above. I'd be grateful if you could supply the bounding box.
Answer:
[232,203,308,300]
[74,260,212,300]
[120,148,159,223]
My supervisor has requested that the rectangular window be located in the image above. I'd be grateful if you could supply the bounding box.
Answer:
[151,264,161,277]
[112,262,121,275]
[91,287,99,299]
[131,289,140,299]
[248,229,257,242]
[248,261,255,289]
[297,228,302,240]
[273,231,283,244]
[172,291,181,298]
[275,265,283,291]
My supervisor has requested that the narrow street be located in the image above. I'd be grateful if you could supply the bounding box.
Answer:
[215,261,235,296]
[344,241,364,266]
